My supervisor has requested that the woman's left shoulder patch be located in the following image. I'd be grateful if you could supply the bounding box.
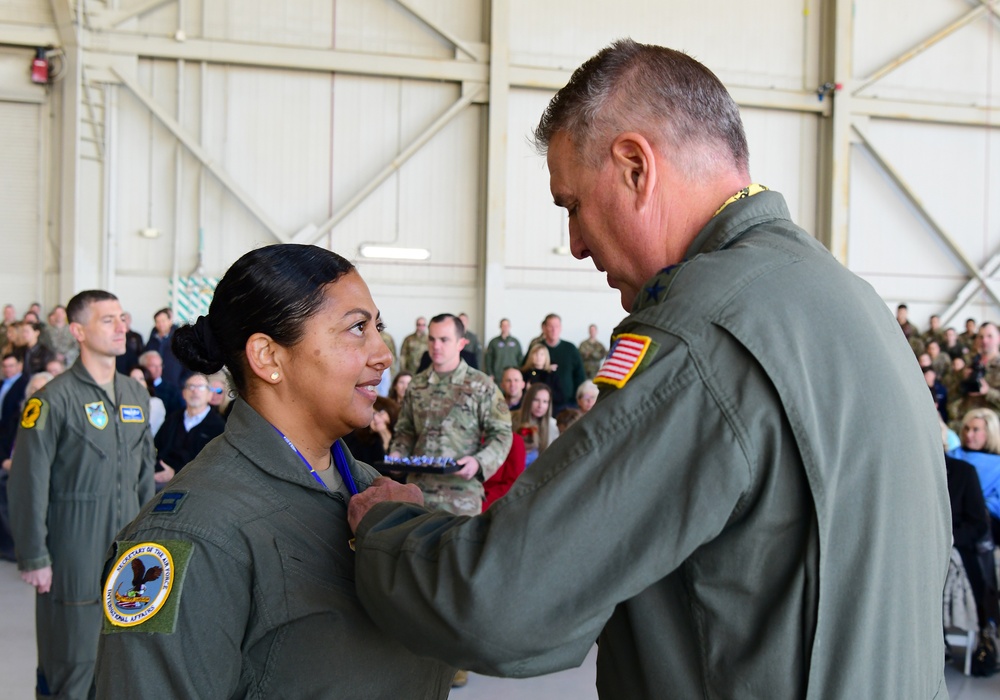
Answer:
[102,539,193,634]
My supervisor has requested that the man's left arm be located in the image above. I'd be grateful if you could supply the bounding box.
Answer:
[471,384,513,481]
[138,418,156,504]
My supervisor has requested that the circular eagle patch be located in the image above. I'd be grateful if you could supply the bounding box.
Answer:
[21,398,42,429]
[103,542,174,627]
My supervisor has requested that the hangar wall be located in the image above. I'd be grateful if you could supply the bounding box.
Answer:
[0,0,996,345]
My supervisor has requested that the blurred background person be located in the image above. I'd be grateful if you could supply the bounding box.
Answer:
[128,366,166,437]
[388,371,412,405]
[520,343,562,409]
[151,373,226,488]
[513,383,558,466]
[344,396,399,467]
[576,380,599,414]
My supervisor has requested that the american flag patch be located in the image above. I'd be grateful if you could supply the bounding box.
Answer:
[594,333,652,389]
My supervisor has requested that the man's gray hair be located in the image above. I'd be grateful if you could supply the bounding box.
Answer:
[532,38,749,176]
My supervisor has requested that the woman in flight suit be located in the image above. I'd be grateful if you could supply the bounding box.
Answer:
[96,244,452,699]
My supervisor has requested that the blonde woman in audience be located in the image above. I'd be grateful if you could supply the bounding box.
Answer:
[947,408,1000,544]
[520,343,562,408]
[513,383,559,466]
[576,380,599,413]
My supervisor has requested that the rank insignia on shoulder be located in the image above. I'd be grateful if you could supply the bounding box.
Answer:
[21,397,46,430]
[85,401,109,430]
[102,539,193,634]
[594,333,656,389]
[153,491,187,514]
[120,405,145,423]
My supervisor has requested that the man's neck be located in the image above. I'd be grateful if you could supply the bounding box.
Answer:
[433,359,460,374]
[82,353,117,384]
[186,405,208,419]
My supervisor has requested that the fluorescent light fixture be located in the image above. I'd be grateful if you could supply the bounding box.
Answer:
[139,228,161,239]
[358,245,430,261]
[552,245,571,255]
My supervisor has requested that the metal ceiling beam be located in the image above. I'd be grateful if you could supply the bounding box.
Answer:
[852,122,1000,309]
[852,3,991,95]
[854,96,1000,128]
[299,85,486,246]
[89,0,177,29]
[110,66,290,244]
[940,249,1000,327]
[393,0,484,61]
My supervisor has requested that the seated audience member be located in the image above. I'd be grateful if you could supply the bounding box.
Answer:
[129,365,167,437]
[45,358,66,376]
[0,354,29,462]
[483,434,526,511]
[923,366,948,424]
[945,450,999,630]
[153,373,225,487]
[947,409,1000,544]
[927,341,951,378]
[943,327,968,360]
[116,311,145,374]
[520,343,563,409]
[512,383,559,466]
[961,318,978,348]
[208,374,233,420]
[6,321,25,359]
[139,349,184,413]
[343,396,399,467]
[500,366,525,411]
[576,380,599,414]
[555,408,582,434]
[21,321,56,377]
[388,372,412,404]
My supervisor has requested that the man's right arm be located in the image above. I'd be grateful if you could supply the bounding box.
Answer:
[8,394,61,573]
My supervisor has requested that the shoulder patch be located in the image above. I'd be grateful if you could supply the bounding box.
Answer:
[594,334,657,389]
[102,539,193,634]
[85,401,109,429]
[21,397,46,430]
[119,405,145,423]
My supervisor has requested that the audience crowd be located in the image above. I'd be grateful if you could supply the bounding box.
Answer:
[3,297,999,678]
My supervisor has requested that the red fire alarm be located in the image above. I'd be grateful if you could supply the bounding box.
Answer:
[31,47,48,85]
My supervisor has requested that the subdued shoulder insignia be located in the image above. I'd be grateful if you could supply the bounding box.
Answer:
[594,334,658,389]
[21,397,46,430]
[85,401,109,430]
[120,405,145,423]
[152,491,187,514]
[102,539,193,634]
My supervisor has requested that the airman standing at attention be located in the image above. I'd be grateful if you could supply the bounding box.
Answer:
[9,290,155,699]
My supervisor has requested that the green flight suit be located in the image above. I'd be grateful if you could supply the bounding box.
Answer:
[390,360,512,515]
[9,360,155,699]
[95,399,453,699]
[352,191,951,699]
[484,335,524,384]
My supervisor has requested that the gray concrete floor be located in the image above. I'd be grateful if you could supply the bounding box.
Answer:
[3,558,1000,698]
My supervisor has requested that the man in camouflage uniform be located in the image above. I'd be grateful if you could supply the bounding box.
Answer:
[950,321,1000,423]
[399,317,429,375]
[390,314,511,517]
[578,324,607,380]
[484,318,523,384]
[380,328,400,377]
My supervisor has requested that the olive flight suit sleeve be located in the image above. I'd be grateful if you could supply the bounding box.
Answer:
[472,384,512,481]
[138,419,156,505]
[8,392,63,571]
[96,532,251,698]
[352,322,758,677]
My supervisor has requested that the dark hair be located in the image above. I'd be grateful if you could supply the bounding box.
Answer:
[127,365,155,397]
[172,244,355,395]
[429,313,465,337]
[388,372,413,403]
[532,38,749,176]
[2,352,20,363]
[66,290,118,324]
[154,308,172,320]
[897,304,908,311]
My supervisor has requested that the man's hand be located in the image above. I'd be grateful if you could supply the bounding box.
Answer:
[154,461,175,483]
[455,456,480,480]
[21,566,53,594]
[348,477,424,532]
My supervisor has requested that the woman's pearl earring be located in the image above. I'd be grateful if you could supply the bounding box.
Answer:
[270,372,280,381]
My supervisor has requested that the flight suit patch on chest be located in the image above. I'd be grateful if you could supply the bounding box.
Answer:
[85,401,109,430]
[119,405,145,423]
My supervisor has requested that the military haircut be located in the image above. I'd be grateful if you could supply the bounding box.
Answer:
[532,38,749,177]
[429,313,464,338]
[67,290,119,324]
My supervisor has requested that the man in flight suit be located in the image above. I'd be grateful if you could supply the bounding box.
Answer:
[10,290,155,699]
[347,40,950,699]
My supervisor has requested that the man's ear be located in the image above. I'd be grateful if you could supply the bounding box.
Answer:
[69,322,85,344]
[245,333,284,383]
[610,132,656,208]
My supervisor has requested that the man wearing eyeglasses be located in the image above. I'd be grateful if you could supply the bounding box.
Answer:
[152,373,225,488]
